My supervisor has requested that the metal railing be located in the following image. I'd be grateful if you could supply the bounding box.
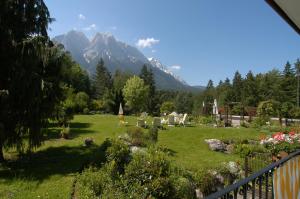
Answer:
[205,150,300,199]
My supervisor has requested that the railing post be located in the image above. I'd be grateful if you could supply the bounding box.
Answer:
[245,156,249,178]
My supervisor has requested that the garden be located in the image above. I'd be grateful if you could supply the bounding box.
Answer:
[1,113,300,198]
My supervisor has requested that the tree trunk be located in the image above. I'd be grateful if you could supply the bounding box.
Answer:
[0,143,4,162]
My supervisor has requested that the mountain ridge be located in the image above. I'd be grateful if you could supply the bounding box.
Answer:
[53,31,203,92]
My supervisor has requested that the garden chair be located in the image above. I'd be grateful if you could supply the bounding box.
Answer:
[179,113,190,126]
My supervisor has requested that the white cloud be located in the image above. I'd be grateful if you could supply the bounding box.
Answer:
[83,24,97,31]
[169,65,181,70]
[78,14,86,20]
[151,49,156,53]
[136,38,160,48]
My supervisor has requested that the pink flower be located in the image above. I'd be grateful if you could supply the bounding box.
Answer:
[273,132,284,141]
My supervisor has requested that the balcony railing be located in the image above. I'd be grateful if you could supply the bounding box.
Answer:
[205,150,300,199]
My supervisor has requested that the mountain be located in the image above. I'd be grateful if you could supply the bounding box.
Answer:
[53,31,203,91]
[148,57,188,86]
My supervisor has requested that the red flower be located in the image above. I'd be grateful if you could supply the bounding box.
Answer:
[289,131,296,136]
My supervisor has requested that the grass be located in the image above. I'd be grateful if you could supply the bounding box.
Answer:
[0,114,261,198]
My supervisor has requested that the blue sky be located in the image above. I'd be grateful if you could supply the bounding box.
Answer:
[45,0,300,86]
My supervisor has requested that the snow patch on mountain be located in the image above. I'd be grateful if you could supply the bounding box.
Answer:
[148,57,188,86]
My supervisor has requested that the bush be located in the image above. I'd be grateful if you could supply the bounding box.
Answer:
[193,169,218,196]
[76,144,198,199]
[126,127,146,146]
[106,139,131,173]
[250,117,268,128]
[234,144,268,158]
[160,101,175,115]
[198,116,215,125]
[145,127,158,144]
[83,107,89,115]
[171,176,195,199]
[266,141,300,155]
[76,166,112,198]
[124,148,177,198]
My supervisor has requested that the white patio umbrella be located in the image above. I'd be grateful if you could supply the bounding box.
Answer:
[118,103,124,115]
[213,99,219,115]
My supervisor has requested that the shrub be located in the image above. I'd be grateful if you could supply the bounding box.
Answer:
[106,139,130,173]
[124,148,177,198]
[146,127,158,144]
[198,116,215,125]
[193,169,218,196]
[250,117,268,128]
[171,176,195,199]
[234,144,268,158]
[126,126,146,146]
[83,107,89,115]
[216,120,224,127]
[266,141,300,155]
[77,146,197,199]
[160,101,175,115]
[76,166,112,198]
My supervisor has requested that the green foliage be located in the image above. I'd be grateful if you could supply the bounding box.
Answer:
[257,100,279,121]
[106,139,131,172]
[83,108,90,115]
[123,76,149,113]
[113,70,132,91]
[126,127,146,146]
[250,117,269,128]
[90,99,105,111]
[93,59,112,99]
[234,144,267,158]
[265,141,300,155]
[124,148,174,198]
[60,126,70,139]
[140,65,158,115]
[231,103,245,115]
[198,116,215,125]
[160,101,175,114]
[175,92,194,114]
[146,127,159,144]
[75,92,89,113]
[77,144,196,199]
[193,169,217,196]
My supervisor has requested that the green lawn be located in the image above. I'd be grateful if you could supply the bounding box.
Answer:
[0,114,261,199]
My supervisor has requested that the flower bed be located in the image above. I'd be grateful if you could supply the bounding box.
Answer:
[260,131,300,159]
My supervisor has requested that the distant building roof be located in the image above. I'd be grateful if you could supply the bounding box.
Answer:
[266,0,300,35]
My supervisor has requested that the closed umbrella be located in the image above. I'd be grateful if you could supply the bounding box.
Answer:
[213,99,218,115]
[118,103,124,115]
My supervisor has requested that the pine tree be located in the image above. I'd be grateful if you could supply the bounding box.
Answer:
[0,0,64,161]
[243,71,259,106]
[139,65,157,115]
[281,62,296,104]
[93,59,112,99]
[232,71,243,102]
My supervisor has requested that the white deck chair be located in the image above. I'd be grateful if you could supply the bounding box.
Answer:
[179,113,189,126]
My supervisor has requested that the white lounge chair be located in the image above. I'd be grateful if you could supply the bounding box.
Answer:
[179,113,189,126]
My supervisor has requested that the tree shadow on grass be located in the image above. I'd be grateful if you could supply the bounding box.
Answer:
[43,122,95,140]
[0,141,109,183]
